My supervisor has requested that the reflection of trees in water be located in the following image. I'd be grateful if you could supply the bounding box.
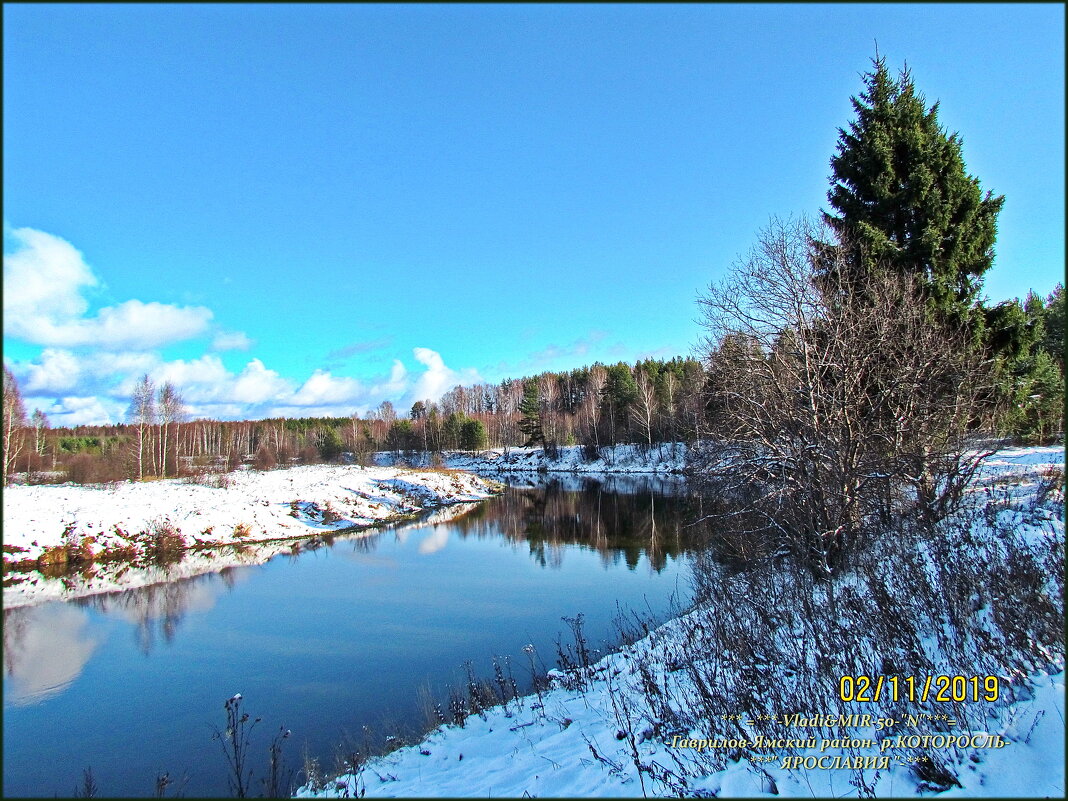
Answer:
[72,570,232,655]
[448,480,701,572]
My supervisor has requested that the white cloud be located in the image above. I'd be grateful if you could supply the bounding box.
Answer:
[291,370,365,406]
[146,356,292,406]
[513,330,609,372]
[3,226,213,349]
[370,359,409,398]
[211,331,253,351]
[42,395,126,427]
[407,347,482,404]
[3,227,96,322]
[4,228,491,426]
[232,359,290,404]
[22,348,83,394]
[15,348,160,398]
[153,355,233,399]
[8,334,483,425]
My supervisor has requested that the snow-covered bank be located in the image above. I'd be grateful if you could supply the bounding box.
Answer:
[3,465,500,608]
[296,656,1064,798]
[377,442,690,475]
[297,445,1065,798]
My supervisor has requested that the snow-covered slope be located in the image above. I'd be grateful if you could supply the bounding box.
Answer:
[3,465,499,607]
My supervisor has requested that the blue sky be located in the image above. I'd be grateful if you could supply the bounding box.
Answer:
[4,3,1064,425]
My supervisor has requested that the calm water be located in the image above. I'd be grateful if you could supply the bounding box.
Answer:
[3,475,697,797]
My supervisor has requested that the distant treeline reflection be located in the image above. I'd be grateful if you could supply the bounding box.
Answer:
[447,478,703,572]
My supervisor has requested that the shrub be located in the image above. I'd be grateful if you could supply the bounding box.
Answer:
[142,519,185,565]
[254,446,278,471]
[211,471,234,489]
[321,501,341,524]
[65,454,96,484]
[277,444,293,465]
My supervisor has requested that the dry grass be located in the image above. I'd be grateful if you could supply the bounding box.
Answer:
[140,519,186,565]
[398,465,466,477]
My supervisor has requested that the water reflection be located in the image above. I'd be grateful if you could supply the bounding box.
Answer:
[3,604,99,706]
[2,478,693,704]
[447,478,700,572]
[75,567,251,654]
[4,476,693,797]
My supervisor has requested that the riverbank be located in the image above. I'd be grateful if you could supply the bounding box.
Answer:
[295,445,1065,798]
[377,442,690,474]
[2,465,500,607]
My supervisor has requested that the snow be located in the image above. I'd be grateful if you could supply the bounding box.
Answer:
[376,442,690,475]
[295,445,1065,799]
[2,464,500,608]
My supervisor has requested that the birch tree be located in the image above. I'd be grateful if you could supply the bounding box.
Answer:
[157,382,185,478]
[31,409,49,456]
[2,367,27,485]
[630,367,657,446]
[128,374,156,480]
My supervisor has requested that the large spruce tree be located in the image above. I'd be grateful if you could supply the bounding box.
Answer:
[822,56,1005,325]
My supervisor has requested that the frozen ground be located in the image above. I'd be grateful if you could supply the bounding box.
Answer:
[2,465,499,608]
[296,445,1065,799]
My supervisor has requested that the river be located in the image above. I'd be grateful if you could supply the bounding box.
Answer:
[3,474,698,797]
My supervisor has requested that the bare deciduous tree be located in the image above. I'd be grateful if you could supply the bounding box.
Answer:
[2,367,28,485]
[630,369,657,446]
[128,374,156,481]
[31,408,49,457]
[696,216,998,575]
[157,382,186,478]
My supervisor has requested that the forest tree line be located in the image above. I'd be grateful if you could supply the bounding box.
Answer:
[2,287,1062,490]
[2,357,713,484]
[1,58,1063,488]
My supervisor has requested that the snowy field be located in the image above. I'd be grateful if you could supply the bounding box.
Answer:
[2,465,499,607]
[296,445,1065,799]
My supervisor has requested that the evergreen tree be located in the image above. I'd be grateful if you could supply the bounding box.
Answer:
[518,381,545,448]
[823,56,1004,326]
[318,425,345,460]
[601,363,639,443]
[442,411,464,450]
[1040,283,1064,372]
[459,419,488,451]
[426,406,442,452]
[985,289,1066,441]
[386,419,417,452]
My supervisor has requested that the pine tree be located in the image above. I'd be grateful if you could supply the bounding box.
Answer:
[518,381,545,448]
[459,419,488,451]
[1040,283,1064,372]
[823,56,1005,326]
[601,363,638,444]
[984,289,1066,440]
